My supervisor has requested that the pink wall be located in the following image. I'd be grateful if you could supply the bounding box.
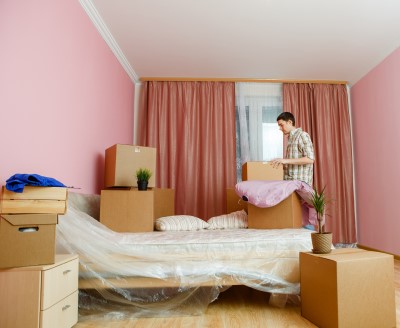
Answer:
[351,47,400,255]
[0,0,134,194]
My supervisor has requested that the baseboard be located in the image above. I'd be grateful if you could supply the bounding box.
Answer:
[357,244,400,261]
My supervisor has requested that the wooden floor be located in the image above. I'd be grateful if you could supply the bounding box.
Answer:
[75,259,400,328]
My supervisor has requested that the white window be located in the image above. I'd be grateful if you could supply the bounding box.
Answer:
[235,83,283,181]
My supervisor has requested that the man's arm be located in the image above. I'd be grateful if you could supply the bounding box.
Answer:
[270,156,314,168]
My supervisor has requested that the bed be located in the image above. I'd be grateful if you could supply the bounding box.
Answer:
[57,192,315,319]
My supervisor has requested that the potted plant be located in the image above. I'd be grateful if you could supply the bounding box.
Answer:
[309,185,332,254]
[136,168,152,191]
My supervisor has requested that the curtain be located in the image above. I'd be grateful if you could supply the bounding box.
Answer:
[235,82,283,181]
[138,81,236,220]
[283,83,356,244]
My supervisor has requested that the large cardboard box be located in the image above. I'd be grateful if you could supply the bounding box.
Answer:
[105,144,157,188]
[300,249,396,328]
[100,188,175,232]
[226,188,247,214]
[0,214,58,268]
[242,161,283,181]
[247,192,302,229]
[1,186,67,214]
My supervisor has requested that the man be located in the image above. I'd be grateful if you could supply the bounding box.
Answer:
[270,112,314,186]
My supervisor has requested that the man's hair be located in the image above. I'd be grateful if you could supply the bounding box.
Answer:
[277,112,295,126]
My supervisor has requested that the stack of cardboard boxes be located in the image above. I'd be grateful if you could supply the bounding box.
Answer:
[227,161,303,229]
[0,186,79,328]
[100,144,175,232]
[0,186,67,268]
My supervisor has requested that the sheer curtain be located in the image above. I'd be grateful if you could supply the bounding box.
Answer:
[235,82,283,181]
[137,81,236,220]
[283,83,356,244]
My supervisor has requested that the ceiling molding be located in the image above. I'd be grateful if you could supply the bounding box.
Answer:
[79,0,139,83]
[140,77,348,84]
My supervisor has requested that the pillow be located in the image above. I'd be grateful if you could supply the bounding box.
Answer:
[207,210,248,230]
[155,215,209,231]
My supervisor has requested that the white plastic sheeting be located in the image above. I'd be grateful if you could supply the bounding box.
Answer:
[56,192,313,320]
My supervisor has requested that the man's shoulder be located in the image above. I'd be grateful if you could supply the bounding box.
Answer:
[292,127,308,137]
[296,128,311,138]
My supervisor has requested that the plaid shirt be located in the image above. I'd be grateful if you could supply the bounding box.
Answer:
[284,128,314,186]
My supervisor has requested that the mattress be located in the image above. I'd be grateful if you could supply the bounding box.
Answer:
[56,193,314,318]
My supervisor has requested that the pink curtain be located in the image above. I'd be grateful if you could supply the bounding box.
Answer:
[283,83,356,244]
[138,81,236,220]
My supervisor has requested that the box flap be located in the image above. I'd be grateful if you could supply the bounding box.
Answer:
[314,249,393,263]
[1,214,58,226]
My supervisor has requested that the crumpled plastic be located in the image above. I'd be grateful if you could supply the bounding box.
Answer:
[57,192,314,321]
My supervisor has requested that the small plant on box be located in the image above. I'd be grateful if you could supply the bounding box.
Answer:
[309,185,333,254]
[310,185,327,234]
[136,168,152,191]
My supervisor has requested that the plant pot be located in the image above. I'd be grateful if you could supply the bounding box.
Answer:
[137,180,148,191]
[311,232,332,254]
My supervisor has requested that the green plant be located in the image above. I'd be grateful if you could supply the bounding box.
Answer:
[136,168,152,182]
[310,185,329,234]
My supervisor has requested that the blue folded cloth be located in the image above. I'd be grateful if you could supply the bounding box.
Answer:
[6,173,66,193]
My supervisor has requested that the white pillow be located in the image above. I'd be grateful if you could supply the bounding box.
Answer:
[155,215,209,231]
[207,210,248,230]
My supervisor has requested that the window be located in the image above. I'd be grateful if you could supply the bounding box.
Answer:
[235,83,283,181]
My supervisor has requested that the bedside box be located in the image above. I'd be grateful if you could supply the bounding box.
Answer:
[247,192,302,229]
[1,186,67,214]
[300,249,396,328]
[242,161,283,181]
[0,214,58,268]
[104,144,157,188]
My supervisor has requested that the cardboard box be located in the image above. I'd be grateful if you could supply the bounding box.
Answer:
[154,188,175,220]
[242,161,283,181]
[0,214,58,268]
[1,186,67,214]
[105,144,157,188]
[100,188,175,232]
[226,188,247,214]
[247,192,302,229]
[300,249,396,328]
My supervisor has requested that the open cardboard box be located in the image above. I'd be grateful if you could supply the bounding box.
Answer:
[239,161,300,228]
[247,192,302,229]
[0,213,58,268]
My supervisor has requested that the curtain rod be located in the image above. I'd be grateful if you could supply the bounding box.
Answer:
[139,77,348,84]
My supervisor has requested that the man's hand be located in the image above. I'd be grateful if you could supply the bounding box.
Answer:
[269,158,287,168]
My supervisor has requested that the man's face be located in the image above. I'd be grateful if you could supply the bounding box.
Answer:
[277,119,293,135]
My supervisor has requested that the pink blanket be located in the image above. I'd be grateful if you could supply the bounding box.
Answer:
[235,180,317,226]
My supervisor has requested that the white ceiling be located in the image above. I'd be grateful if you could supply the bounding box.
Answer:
[82,0,400,85]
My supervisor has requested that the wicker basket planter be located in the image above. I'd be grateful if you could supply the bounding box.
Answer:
[311,232,332,254]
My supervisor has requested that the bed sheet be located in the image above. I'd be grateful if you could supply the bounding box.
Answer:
[235,180,318,226]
